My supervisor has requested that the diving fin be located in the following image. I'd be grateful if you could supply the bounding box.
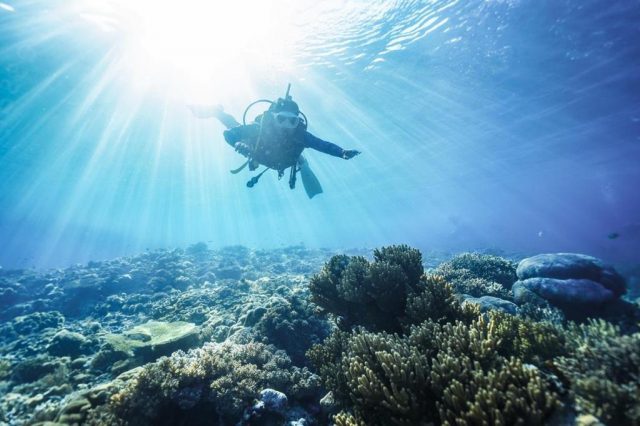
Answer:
[188,104,240,129]
[230,159,250,174]
[188,104,223,118]
[298,155,323,199]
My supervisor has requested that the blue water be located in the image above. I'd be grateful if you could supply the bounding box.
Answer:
[1,0,639,269]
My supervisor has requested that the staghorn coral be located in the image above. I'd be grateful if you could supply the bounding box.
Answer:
[554,319,640,425]
[307,247,640,425]
[309,245,424,332]
[487,311,567,364]
[437,357,558,425]
[333,411,367,426]
[434,253,516,299]
[106,341,318,425]
[310,314,560,426]
[306,330,352,404]
[343,330,435,425]
[404,274,477,327]
[373,245,424,288]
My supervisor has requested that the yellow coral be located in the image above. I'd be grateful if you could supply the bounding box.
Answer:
[555,319,640,425]
[333,411,367,426]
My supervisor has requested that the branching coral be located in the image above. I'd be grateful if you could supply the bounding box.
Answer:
[333,411,367,426]
[107,342,318,425]
[441,253,517,288]
[434,253,517,299]
[373,245,424,288]
[437,357,558,426]
[310,314,561,426]
[487,311,567,364]
[309,245,424,332]
[404,274,477,327]
[554,320,640,425]
[306,330,351,404]
[307,246,640,425]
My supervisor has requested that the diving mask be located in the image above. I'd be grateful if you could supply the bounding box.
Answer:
[274,112,300,129]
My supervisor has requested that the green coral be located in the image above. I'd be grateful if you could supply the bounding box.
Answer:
[440,253,517,288]
[333,411,367,426]
[437,357,558,425]
[106,342,319,425]
[253,292,329,366]
[555,320,640,425]
[306,330,351,405]
[309,245,424,332]
[434,253,516,299]
[310,315,560,425]
[0,358,10,380]
[405,274,477,326]
[487,311,567,364]
[307,246,640,426]
[373,245,424,287]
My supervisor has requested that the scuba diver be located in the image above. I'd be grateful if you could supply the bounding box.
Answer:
[189,85,360,198]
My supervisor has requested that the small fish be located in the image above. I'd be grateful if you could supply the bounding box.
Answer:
[608,232,620,240]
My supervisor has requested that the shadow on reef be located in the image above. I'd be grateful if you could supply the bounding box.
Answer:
[0,244,638,425]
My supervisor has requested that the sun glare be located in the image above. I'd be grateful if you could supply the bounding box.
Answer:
[75,0,301,99]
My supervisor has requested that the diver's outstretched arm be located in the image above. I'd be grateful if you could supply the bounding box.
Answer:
[303,131,361,159]
[188,104,240,129]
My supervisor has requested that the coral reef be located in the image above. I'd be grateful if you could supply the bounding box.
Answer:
[433,252,516,300]
[253,291,329,366]
[0,244,356,425]
[404,274,477,326]
[307,246,639,426]
[1,243,636,425]
[554,320,640,425]
[309,245,424,332]
[517,253,626,296]
[513,253,629,319]
[102,342,320,425]
[92,320,201,374]
[485,311,567,364]
[460,294,518,315]
[309,314,561,425]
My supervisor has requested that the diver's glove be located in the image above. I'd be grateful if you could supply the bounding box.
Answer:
[234,142,252,157]
[342,149,361,160]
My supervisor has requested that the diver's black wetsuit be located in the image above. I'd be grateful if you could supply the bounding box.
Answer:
[223,121,346,171]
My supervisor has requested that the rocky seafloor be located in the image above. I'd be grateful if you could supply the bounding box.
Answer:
[0,243,638,425]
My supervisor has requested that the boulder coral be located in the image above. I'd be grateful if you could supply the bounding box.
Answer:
[253,292,329,366]
[513,253,628,319]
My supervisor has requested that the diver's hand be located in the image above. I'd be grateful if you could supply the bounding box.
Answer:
[188,104,224,118]
[234,142,252,157]
[342,149,361,160]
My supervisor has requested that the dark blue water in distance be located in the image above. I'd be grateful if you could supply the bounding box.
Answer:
[1,0,639,269]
